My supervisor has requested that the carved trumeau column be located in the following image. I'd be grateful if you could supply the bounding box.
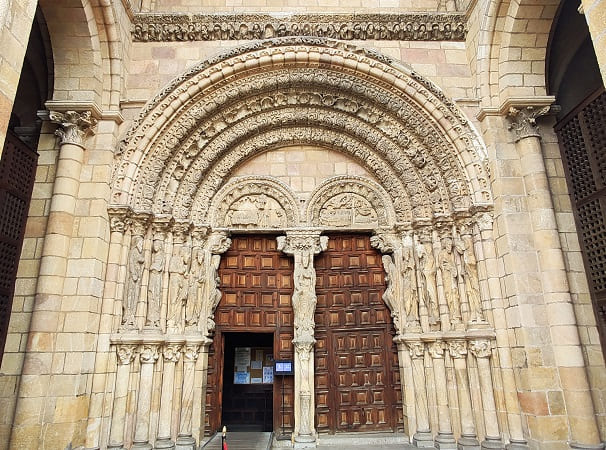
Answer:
[133,342,160,449]
[447,340,478,449]
[405,339,433,448]
[506,102,602,449]
[156,342,182,449]
[277,230,328,444]
[469,339,501,449]
[428,340,456,449]
[176,338,207,450]
[108,343,137,450]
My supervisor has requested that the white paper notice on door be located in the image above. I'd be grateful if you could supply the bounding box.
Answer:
[263,366,274,384]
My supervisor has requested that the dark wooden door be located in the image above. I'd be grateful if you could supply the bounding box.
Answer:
[314,234,402,434]
[206,236,295,435]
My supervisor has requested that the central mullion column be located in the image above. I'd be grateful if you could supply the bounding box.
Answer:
[277,231,328,445]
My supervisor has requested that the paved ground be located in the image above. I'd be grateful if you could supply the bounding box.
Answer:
[202,431,420,449]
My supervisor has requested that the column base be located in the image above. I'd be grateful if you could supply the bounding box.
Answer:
[481,437,503,449]
[107,444,125,450]
[154,437,176,449]
[294,435,316,449]
[458,435,480,450]
[569,443,606,449]
[414,430,435,447]
[505,439,528,450]
[132,442,153,450]
[175,434,196,450]
[435,432,457,449]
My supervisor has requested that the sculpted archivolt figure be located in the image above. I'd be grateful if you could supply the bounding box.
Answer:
[146,237,165,328]
[123,235,145,328]
[168,241,191,331]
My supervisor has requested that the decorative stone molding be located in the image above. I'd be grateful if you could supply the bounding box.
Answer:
[132,13,467,42]
[49,110,97,148]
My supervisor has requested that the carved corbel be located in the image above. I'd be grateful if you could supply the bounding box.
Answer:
[49,110,97,148]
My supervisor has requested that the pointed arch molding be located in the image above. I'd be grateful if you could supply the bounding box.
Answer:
[113,37,492,224]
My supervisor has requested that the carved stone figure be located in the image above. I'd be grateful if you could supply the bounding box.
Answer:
[381,254,402,333]
[185,244,205,328]
[123,235,145,328]
[439,236,461,324]
[293,252,317,338]
[167,241,191,331]
[146,238,165,328]
[417,239,439,324]
[402,243,419,325]
[461,234,484,322]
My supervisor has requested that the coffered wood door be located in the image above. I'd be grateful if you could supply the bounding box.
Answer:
[314,234,402,434]
[206,236,295,434]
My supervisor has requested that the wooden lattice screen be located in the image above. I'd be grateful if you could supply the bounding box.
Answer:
[555,88,606,354]
[0,131,38,362]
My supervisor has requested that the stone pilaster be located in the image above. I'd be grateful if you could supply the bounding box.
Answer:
[447,340,479,450]
[469,339,502,449]
[155,342,182,449]
[429,340,456,449]
[108,343,138,450]
[405,339,433,447]
[506,101,602,449]
[133,342,160,449]
[277,230,328,445]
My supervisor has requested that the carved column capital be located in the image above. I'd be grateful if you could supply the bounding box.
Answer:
[49,110,97,147]
[469,339,492,358]
[130,212,152,236]
[183,342,201,362]
[277,230,328,256]
[163,343,182,363]
[171,220,192,243]
[406,340,425,359]
[506,105,551,143]
[139,343,160,364]
[447,339,468,359]
[208,230,231,254]
[370,230,400,253]
[108,207,130,233]
[294,335,316,361]
[116,343,138,365]
[428,340,445,358]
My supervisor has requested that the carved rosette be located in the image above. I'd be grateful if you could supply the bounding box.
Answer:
[116,344,137,365]
[139,344,160,364]
[506,106,551,143]
[447,339,467,359]
[469,339,492,359]
[49,110,97,147]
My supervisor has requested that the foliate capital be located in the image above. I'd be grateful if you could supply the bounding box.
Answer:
[469,339,492,359]
[116,344,137,365]
[406,340,425,359]
[506,105,550,143]
[163,343,182,363]
[277,230,328,256]
[447,339,468,359]
[49,110,97,147]
[139,343,160,364]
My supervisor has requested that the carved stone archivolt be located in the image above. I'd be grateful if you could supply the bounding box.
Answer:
[132,13,467,42]
[113,39,491,226]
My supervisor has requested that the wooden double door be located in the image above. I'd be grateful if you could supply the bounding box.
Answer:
[206,234,401,435]
[314,234,402,434]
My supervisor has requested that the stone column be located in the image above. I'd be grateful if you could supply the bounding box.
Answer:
[428,340,456,449]
[507,104,602,449]
[405,339,433,447]
[155,342,182,449]
[447,340,478,449]
[277,231,328,445]
[176,338,206,450]
[108,343,138,449]
[469,339,501,449]
[133,342,160,449]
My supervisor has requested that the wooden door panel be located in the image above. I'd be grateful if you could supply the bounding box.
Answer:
[205,236,294,435]
[314,234,402,434]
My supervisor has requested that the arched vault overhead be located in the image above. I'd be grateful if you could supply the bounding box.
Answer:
[113,37,492,225]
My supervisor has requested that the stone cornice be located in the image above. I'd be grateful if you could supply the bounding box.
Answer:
[43,100,124,125]
[132,12,467,42]
[475,96,556,122]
